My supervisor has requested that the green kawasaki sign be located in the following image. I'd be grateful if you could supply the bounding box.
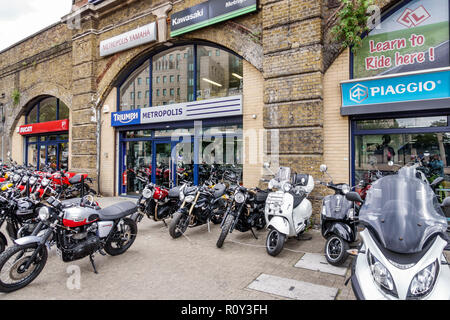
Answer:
[170,0,257,37]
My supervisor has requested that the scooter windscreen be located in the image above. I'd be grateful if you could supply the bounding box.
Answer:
[359,175,448,254]
[275,167,291,182]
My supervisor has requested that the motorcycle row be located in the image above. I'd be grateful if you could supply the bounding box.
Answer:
[0,156,448,300]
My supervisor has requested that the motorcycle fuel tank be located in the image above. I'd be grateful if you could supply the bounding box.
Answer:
[63,206,99,228]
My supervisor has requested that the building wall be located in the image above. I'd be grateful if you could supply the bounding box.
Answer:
[99,89,116,196]
[11,117,25,164]
[242,60,264,187]
[323,49,350,184]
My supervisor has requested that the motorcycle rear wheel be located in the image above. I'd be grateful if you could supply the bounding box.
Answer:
[0,243,48,293]
[104,218,137,256]
[216,214,234,248]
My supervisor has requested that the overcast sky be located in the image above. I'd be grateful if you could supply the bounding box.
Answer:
[0,0,72,51]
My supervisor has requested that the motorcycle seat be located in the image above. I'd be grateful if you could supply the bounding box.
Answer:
[97,201,137,220]
[69,174,83,184]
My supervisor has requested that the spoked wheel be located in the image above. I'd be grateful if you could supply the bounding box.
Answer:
[0,243,48,293]
[325,235,349,266]
[168,211,189,239]
[266,228,286,257]
[104,218,137,256]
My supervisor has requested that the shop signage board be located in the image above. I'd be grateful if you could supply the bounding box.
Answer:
[111,95,242,127]
[353,0,449,78]
[18,119,69,135]
[341,68,450,114]
[170,0,258,37]
[100,23,157,57]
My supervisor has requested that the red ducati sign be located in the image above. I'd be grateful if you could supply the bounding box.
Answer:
[18,119,69,135]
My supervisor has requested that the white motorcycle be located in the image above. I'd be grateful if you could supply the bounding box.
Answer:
[263,164,314,256]
[345,164,450,300]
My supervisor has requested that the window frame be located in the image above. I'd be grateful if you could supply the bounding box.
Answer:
[115,42,244,112]
[25,97,69,125]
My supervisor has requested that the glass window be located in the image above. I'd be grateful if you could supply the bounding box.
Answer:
[27,105,38,124]
[27,144,38,167]
[59,100,69,120]
[39,97,58,122]
[120,44,242,109]
[355,132,450,191]
[119,61,150,111]
[357,117,448,130]
[197,45,243,100]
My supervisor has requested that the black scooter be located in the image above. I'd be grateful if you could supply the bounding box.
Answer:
[319,164,359,266]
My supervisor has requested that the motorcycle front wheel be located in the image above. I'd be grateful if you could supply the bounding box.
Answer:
[325,235,349,266]
[266,228,286,257]
[0,243,48,293]
[104,218,137,256]
[169,211,189,239]
[216,214,234,248]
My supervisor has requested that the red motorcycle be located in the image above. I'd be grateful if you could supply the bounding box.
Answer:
[132,176,190,225]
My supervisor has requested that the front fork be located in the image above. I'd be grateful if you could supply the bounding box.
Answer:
[23,227,53,270]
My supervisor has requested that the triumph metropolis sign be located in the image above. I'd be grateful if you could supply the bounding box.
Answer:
[170,0,258,37]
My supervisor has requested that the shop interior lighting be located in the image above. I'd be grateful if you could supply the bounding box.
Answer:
[232,73,243,80]
[202,78,222,87]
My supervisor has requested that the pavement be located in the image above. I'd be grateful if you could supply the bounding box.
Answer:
[0,196,357,300]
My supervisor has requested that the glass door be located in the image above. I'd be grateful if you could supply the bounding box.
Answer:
[153,140,173,188]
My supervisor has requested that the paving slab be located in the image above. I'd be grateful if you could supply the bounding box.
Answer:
[294,253,350,277]
[247,274,338,300]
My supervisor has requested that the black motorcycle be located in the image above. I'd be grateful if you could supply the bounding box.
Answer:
[319,164,358,266]
[0,196,138,293]
[168,182,227,239]
[216,186,268,248]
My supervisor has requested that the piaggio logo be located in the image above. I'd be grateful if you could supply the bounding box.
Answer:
[397,5,431,28]
[349,84,369,104]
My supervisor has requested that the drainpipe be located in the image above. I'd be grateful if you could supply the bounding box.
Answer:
[96,105,101,195]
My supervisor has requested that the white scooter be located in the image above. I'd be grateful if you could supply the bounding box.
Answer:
[345,163,450,300]
[263,164,314,256]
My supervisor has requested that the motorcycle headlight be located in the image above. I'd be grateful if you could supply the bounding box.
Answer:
[407,260,439,299]
[282,182,292,192]
[234,192,245,204]
[185,195,195,203]
[142,188,153,199]
[367,250,397,297]
[38,207,50,221]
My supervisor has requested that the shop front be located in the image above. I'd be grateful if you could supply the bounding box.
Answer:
[111,43,245,196]
[19,96,70,171]
[341,0,450,187]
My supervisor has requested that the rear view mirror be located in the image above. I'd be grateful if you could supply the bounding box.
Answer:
[319,164,327,173]
[263,162,270,169]
[346,192,364,204]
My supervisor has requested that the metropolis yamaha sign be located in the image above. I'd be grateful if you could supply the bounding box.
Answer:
[341,68,450,115]
[111,96,242,127]
[170,0,258,37]
[100,23,157,57]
